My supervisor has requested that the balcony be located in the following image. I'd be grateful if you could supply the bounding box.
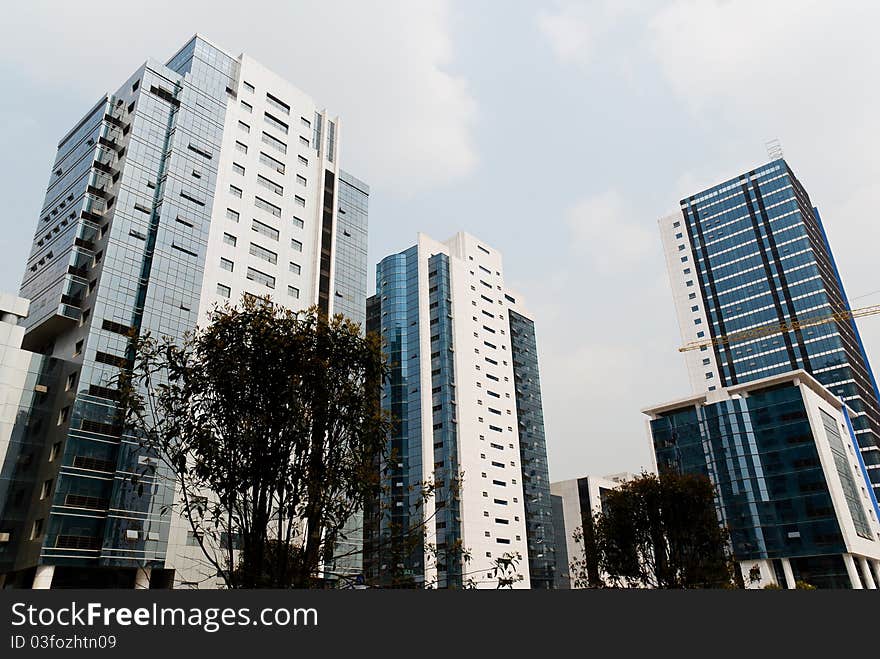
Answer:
[103,112,129,132]
[98,135,123,154]
[93,159,117,176]
[87,184,109,200]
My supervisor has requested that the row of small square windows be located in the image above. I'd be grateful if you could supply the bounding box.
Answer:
[675,220,715,381]
[217,281,299,300]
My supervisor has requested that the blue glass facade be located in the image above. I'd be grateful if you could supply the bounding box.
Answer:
[4,37,238,586]
[650,380,873,588]
[333,172,369,327]
[365,248,428,586]
[323,170,369,585]
[509,309,557,588]
[679,159,880,494]
[364,249,466,588]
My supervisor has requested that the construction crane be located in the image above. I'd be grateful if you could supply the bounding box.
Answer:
[679,303,880,352]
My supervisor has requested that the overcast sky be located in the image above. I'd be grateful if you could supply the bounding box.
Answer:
[2,1,879,481]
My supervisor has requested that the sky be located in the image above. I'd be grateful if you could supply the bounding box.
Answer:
[2,1,879,482]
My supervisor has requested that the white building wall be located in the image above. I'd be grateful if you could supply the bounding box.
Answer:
[797,379,880,561]
[658,212,717,394]
[197,53,340,326]
[409,233,531,587]
[167,46,343,588]
[550,474,633,588]
[0,295,34,505]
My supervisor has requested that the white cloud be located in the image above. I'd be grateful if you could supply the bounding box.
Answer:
[0,0,477,192]
[537,5,597,66]
[565,190,655,274]
[537,0,654,67]
[648,0,880,381]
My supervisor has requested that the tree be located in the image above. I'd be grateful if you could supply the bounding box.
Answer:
[570,516,604,588]
[118,296,391,588]
[576,472,734,589]
[491,553,525,589]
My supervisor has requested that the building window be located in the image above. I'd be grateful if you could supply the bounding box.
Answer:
[292,216,304,229]
[229,185,243,198]
[301,117,311,129]
[217,284,231,298]
[40,479,53,500]
[223,233,237,247]
[30,519,43,540]
[257,174,283,196]
[232,162,245,176]
[705,372,714,379]
[288,286,300,299]
[238,120,250,133]
[702,358,710,365]
[246,267,275,289]
[65,371,77,391]
[252,219,279,241]
[226,208,240,223]
[259,151,285,174]
[299,135,310,147]
[296,174,307,186]
[240,100,253,113]
[264,112,289,135]
[249,242,278,265]
[294,195,306,207]
[261,131,287,154]
[243,81,255,93]
[298,155,308,166]
[289,262,301,275]
[266,93,290,115]
[291,238,303,252]
[254,196,282,218]
[235,141,248,154]
[220,258,234,272]
[58,406,70,425]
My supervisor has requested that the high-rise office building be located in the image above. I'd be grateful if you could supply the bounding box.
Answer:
[550,473,633,589]
[660,158,880,496]
[645,371,880,589]
[321,170,370,587]
[0,35,363,589]
[364,233,556,589]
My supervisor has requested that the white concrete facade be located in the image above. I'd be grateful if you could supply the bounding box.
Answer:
[550,474,633,588]
[404,233,536,588]
[196,46,342,328]
[161,38,346,589]
[658,212,717,393]
[0,295,35,520]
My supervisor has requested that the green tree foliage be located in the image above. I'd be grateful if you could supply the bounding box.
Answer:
[572,472,735,589]
[119,296,390,588]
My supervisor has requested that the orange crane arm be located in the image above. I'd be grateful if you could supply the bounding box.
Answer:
[678,303,880,352]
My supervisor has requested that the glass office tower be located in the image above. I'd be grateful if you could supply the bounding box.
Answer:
[364,233,557,588]
[661,159,880,496]
[1,35,355,589]
[645,371,880,589]
[322,170,370,586]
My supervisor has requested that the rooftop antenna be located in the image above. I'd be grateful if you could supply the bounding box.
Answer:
[765,138,784,161]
